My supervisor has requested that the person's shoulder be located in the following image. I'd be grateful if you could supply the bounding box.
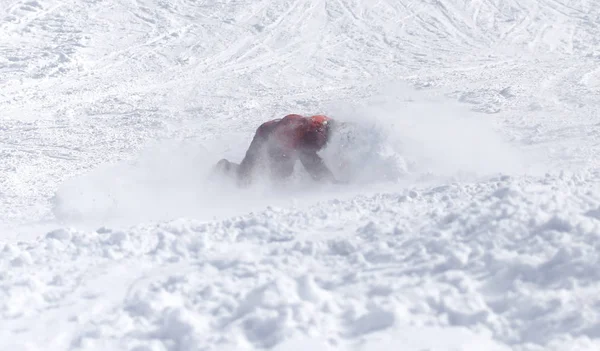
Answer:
[256,118,281,135]
[282,114,304,121]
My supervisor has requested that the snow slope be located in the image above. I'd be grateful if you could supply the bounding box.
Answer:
[1,0,600,350]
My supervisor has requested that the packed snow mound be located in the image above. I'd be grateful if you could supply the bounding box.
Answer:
[3,171,600,350]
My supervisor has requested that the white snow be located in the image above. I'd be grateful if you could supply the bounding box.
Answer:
[1,0,600,350]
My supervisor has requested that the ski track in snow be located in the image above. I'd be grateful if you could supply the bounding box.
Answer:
[1,0,600,350]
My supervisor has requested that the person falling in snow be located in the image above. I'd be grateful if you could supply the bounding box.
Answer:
[214,114,343,186]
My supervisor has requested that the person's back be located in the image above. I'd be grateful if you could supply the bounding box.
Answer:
[263,114,330,151]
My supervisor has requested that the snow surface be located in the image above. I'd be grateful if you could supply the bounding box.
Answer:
[1,0,600,350]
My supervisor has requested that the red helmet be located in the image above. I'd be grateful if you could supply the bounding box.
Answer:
[304,115,333,149]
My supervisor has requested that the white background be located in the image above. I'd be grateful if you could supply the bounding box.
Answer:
[1,0,600,350]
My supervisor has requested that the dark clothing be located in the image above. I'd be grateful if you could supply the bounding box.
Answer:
[234,114,335,185]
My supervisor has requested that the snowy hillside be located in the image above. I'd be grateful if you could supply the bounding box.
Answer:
[1,0,600,350]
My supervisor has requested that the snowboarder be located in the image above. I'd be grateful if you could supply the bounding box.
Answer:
[214,114,339,186]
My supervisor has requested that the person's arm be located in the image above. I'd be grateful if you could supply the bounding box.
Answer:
[237,137,263,186]
[237,123,272,186]
[298,150,336,182]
